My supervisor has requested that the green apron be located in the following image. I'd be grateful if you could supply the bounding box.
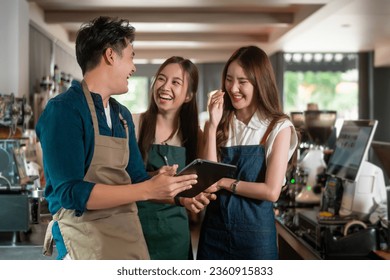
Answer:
[137,144,192,260]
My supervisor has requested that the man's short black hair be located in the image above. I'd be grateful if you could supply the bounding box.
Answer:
[75,16,135,75]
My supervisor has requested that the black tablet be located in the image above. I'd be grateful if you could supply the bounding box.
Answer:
[176,159,237,198]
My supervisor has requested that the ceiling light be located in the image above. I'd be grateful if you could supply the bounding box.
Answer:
[334,53,343,62]
[314,53,323,62]
[324,53,333,62]
[303,53,313,62]
[284,53,292,62]
[292,53,302,62]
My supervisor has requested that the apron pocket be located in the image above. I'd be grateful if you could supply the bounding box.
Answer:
[58,209,146,259]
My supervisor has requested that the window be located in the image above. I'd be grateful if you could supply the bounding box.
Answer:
[112,77,149,114]
[283,53,358,120]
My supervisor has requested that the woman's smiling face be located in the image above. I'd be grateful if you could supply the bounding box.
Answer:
[153,63,190,113]
[225,60,256,113]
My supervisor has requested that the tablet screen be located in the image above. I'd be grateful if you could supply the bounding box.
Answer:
[326,120,377,182]
[176,159,236,197]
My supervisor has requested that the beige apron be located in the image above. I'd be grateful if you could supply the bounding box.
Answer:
[43,80,149,260]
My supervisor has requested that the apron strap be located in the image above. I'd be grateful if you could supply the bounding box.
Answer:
[82,80,100,137]
[260,118,278,146]
[118,113,129,139]
[82,80,129,138]
[42,219,55,256]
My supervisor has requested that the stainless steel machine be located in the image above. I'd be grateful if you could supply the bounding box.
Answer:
[296,120,388,259]
[0,93,42,243]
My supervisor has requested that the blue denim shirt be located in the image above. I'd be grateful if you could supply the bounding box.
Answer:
[36,80,149,259]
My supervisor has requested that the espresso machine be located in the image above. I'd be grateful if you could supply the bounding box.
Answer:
[295,110,337,204]
[0,93,41,243]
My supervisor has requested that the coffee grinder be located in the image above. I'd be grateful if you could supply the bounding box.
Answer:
[295,110,337,204]
[281,112,310,207]
[290,111,310,157]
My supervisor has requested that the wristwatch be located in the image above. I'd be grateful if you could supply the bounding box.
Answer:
[230,180,240,194]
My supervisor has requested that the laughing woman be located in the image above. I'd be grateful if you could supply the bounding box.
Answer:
[133,56,214,259]
[198,46,298,260]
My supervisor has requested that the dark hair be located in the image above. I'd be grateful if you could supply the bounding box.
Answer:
[138,56,199,164]
[216,46,289,155]
[75,16,135,75]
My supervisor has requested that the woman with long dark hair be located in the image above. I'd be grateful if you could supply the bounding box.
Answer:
[198,46,298,259]
[134,56,213,259]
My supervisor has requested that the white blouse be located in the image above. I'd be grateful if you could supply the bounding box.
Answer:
[226,111,298,164]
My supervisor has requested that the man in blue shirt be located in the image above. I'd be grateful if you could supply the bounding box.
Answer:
[36,16,199,260]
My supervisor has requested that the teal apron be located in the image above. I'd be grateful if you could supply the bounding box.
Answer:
[136,144,192,260]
